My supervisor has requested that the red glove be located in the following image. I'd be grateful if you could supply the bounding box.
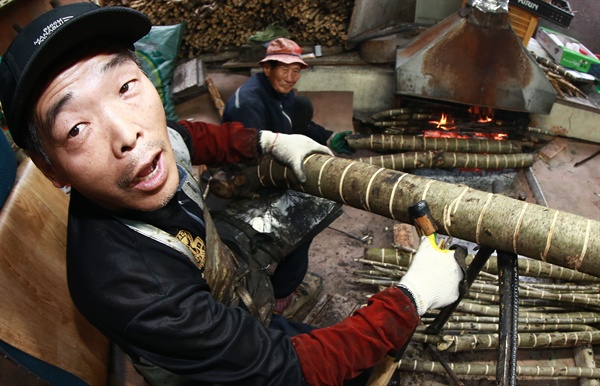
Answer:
[291,287,419,385]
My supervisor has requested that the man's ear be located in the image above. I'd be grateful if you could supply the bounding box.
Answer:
[260,63,271,75]
[27,152,69,188]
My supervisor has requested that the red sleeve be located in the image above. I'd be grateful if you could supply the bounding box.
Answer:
[178,120,260,166]
[291,286,419,385]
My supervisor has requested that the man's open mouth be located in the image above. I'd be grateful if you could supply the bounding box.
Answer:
[133,154,160,183]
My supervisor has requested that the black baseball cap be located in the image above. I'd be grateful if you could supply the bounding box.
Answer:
[0,2,152,149]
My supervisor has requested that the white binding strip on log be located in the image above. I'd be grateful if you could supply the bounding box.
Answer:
[316,155,335,198]
[421,179,435,202]
[475,193,494,244]
[340,161,359,205]
[579,219,592,267]
[366,168,386,212]
[389,173,409,220]
[442,186,469,237]
[513,203,529,253]
[542,210,559,262]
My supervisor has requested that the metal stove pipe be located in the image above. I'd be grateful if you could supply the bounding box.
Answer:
[395,0,556,114]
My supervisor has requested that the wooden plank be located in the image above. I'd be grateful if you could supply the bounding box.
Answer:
[538,137,568,163]
[222,52,369,69]
[0,159,109,386]
[172,58,208,104]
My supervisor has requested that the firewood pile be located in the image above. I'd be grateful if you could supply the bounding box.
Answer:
[356,247,600,381]
[531,51,589,99]
[104,0,355,59]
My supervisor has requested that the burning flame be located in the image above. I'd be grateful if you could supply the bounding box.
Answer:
[429,113,456,130]
[423,105,509,141]
[423,130,469,139]
[469,106,495,122]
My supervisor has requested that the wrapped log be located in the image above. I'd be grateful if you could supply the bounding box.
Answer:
[416,321,596,333]
[464,284,600,310]
[361,248,600,282]
[412,331,600,352]
[396,359,600,378]
[454,301,600,320]
[346,133,526,154]
[256,154,600,276]
[356,151,535,170]
[421,314,600,325]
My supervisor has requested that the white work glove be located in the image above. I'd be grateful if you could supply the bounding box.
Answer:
[398,235,465,316]
[259,130,333,184]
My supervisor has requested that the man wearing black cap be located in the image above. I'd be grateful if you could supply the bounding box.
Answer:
[0,3,465,385]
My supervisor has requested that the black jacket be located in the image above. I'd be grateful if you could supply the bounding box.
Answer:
[66,166,307,385]
[222,72,332,145]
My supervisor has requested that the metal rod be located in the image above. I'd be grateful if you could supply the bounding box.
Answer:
[574,149,600,167]
[426,344,465,386]
[326,226,370,243]
[497,250,519,386]
[425,245,495,334]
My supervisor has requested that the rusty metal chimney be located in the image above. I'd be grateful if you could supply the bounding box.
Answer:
[395,0,557,114]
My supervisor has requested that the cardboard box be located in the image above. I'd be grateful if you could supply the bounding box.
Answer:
[536,26,600,73]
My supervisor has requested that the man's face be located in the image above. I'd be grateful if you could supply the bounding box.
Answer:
[263,63,302,94]
[33,51,180,212]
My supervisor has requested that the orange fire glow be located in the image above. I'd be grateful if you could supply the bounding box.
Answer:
[469,106,495,122]
[429,113,456,130]
[422,105,508,141]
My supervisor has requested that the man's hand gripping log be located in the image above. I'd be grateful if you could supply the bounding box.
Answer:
[366,200,467,386]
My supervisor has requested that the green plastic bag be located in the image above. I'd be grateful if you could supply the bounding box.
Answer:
[248,22,290,44]
[134,23,185,122]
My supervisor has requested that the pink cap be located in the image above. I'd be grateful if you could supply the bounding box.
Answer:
[259,38,308,69]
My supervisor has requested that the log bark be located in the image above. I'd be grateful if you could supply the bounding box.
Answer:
[412,331,600,352]
[356,151,535,170]
[346,134,527,154]
[396,359,600,378]
[256,154,600,276]
[105,0,355,57]
[421,314,600,325]
[416,321,595,333]
[361,248,600,282]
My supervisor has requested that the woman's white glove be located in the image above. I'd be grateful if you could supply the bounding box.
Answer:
[398,235,466,316]
[259,130,333,184]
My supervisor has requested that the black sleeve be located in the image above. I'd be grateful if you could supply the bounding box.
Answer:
[304,121,334,146]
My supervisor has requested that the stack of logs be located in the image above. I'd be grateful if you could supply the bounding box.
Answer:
[532,52,589,99]
[104,0,354,58]
[347,133,537,170]
[355,246,600,381]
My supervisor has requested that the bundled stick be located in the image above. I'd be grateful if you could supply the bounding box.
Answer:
[105,0,354,58]
[346,134,526,154]
[421,314,600,325]
[396,359,600,378]
[256,154,600,277]
[532,52,589,99]
[416,321,595,333]
[356,151,535,170]
[412,331,600,352]
[361,248,600,283]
